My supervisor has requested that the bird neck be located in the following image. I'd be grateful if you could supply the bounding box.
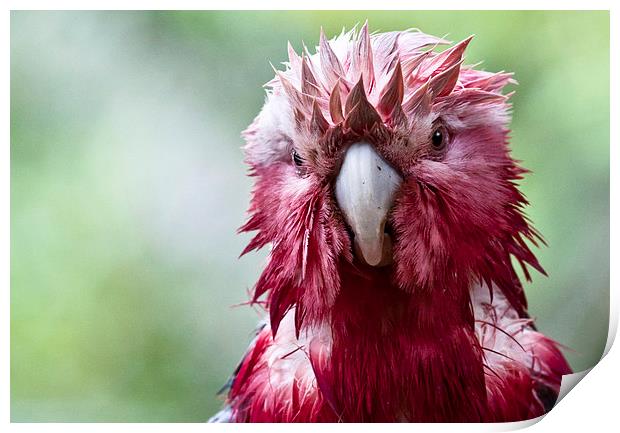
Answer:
[317,265,488,421]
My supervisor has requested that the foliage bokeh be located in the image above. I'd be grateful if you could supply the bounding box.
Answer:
[11,11,609,421]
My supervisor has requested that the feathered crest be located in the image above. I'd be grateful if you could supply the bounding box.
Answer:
[269,22,514,137]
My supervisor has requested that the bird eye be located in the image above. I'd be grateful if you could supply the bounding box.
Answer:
[431,125,448,151]
[292,149,304,167]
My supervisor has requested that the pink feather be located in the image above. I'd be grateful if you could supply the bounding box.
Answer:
[213,25,571,423]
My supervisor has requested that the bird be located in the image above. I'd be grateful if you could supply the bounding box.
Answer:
[209,23,571,423]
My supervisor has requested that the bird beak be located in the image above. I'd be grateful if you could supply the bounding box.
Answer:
[334,142,402,266]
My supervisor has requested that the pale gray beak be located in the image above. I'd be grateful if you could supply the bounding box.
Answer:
[334,142,402,266]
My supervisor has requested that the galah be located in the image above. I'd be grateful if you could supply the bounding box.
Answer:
[210,24,571,423]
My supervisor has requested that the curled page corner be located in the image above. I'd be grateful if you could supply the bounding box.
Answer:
[556,368,592,405]
[553,294,617,407]
[602,309,618,358]
[507,369,596,431]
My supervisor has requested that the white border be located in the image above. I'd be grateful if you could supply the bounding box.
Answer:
[2,2,10,431]
[2,2,616,431]
[1,1,615,11]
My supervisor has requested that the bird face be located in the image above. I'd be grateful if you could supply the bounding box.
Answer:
[241,26,544,333]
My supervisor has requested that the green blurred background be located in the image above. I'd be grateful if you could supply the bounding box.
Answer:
[11,11,609,422]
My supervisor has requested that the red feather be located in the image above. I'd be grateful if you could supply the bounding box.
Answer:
[212,26,572,423]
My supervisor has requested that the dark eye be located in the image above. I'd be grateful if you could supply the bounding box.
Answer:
[431,127,445,149]
[431,125,448,151]
[292,149,304,167]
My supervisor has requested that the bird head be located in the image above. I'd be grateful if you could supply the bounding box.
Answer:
[241,24,544,335]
